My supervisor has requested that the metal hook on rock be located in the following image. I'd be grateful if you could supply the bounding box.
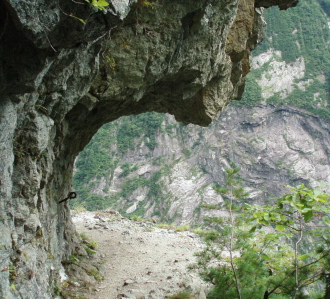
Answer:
[58,192,77,204]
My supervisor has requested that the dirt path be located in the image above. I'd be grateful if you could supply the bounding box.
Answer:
[71,211,210,299]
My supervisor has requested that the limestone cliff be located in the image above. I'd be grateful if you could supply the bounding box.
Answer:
[0,0,297,297]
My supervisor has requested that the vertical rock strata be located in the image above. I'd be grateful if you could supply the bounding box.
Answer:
[0,0,298,297]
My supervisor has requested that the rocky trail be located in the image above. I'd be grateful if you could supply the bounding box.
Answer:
[69,211,210,299]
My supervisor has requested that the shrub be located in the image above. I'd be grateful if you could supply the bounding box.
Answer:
[167,290,192,299]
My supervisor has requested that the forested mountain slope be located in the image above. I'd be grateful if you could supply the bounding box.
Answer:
[72,0,330,224]
[240,0,330,117]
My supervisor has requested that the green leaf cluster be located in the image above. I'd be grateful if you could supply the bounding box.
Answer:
[192,166,330,299]
[85,0,109,11]
[247,184,330,232]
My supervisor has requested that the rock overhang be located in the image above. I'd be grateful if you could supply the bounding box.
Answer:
[0,0,299,298]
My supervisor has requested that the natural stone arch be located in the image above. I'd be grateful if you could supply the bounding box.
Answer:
[0,0,298,297]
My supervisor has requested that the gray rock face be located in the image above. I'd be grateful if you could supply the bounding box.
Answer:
[0,0,297,297]
[88,105,330,224]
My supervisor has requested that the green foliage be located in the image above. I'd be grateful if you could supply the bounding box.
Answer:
[167,290,192,299]
[246,184,330,231]
[116,170,166,217]
[245,185,330,298]
[120,177,142,198]
[191,165,330,299]
[62,255,81,266]
[237,0,330,121]
[182,149,191,158]
[79,233,98,255]
[117,113,164,153]
[72,113,165,211]
[165,124,176,134]
[85,0,109,11]
[157,223,176,230]
[104,52,116,74]
[266,79,330,122]
[67,13,86,25]
[73,122,117,186]
[85,268,103,281]
[147,171,163,198]
[254,0,330,69]
[234,74,263,108]
[212,162,249,209]
[198,163,249,299]
[118,163,138,178]
[9,283,16,291]
[84,247,97,255]
[318,0,330,15]
[131,215,143,221]
[175,225,190,232]
[194,229,220,241]
[79,233,89,242]
[53,284,61,295]
[71,192,116,211]
[65,0,109,24]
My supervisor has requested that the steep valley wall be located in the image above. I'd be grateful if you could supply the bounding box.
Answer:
[74,105,330,224]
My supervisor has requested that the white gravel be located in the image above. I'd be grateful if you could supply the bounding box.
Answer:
[71,211,210,299]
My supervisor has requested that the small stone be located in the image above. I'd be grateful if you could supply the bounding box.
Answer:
[123,279,135,286]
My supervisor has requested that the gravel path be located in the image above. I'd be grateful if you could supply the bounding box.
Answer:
[71,211,210,299]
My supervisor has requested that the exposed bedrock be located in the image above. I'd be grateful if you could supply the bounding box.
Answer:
[0,0,298,297]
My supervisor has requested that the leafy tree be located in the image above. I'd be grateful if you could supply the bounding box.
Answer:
[246,184,330,298]
[213,164,249,298]
[192,165,330,299]
[192,163,252,298]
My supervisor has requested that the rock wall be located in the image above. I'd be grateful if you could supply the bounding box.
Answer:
[78,105,330,225]
[0,0,297,297]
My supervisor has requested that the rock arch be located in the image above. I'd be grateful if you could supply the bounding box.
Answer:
[0,0,297,297]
